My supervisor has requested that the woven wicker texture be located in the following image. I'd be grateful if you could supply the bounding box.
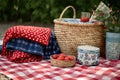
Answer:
[54,6,105,57]
[0,73,12,80]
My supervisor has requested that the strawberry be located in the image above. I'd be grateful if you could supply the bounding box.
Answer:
[57,55,65,60]
[57,53,66,60]
[52,54,59,59]
[59,53,66,57]
[64,56,70,61]
[81,17,89,22]
[67,56,74,60]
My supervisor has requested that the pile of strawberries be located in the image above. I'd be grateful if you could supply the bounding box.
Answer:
[51,53,74,61]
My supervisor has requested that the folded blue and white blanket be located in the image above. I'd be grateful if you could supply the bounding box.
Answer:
[6,31,61,59]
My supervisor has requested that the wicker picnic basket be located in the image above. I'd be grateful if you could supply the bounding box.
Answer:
[54,6,105,57]
[50,55,76,68]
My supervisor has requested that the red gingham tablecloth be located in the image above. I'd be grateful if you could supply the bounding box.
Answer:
[0,56,120,80]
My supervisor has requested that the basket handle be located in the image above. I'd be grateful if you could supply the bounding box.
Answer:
[59,6,76,20]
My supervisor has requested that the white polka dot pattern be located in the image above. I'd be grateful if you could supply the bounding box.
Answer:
[5,26,51,45]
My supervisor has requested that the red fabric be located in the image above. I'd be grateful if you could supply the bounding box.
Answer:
[0,56,120,80]
[1,26,51,62]
[7,50,43,63]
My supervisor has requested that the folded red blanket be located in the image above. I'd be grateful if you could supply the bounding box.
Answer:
[6,50,43,63]
[1,26,51,62]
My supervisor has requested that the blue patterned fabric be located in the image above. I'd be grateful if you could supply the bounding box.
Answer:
[6,38,44,56]
[6,31,61,59]
[42,31,61,59]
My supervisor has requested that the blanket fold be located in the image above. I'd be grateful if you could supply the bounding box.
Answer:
[6,38,44,56]
[1,26,61,63]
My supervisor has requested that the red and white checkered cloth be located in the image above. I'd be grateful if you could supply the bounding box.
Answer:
[0,56,120,80]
